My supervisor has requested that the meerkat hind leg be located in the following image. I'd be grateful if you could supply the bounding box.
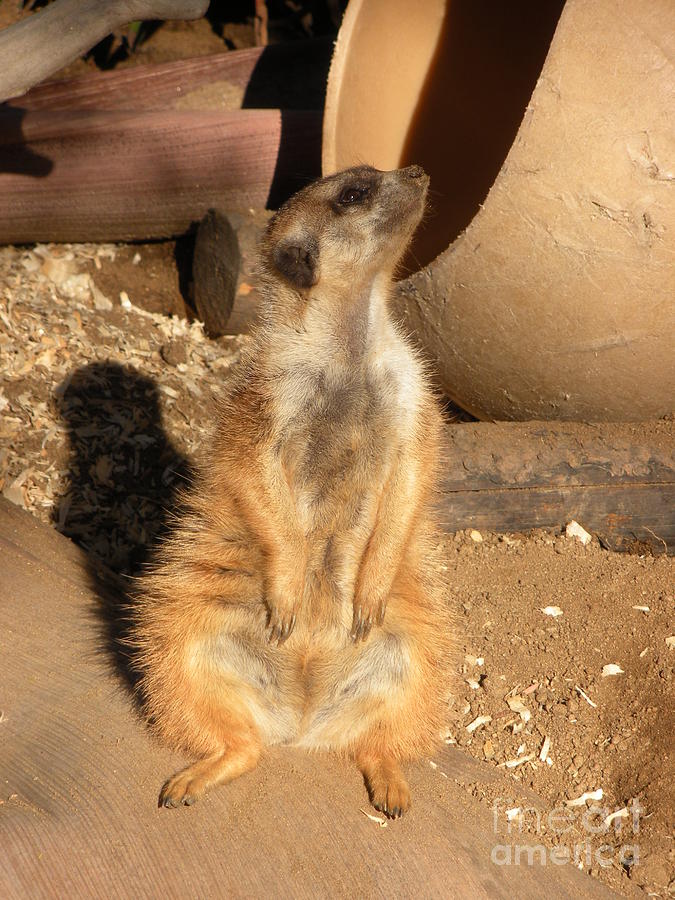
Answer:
[356,752,411,819]
[159,740,261,809]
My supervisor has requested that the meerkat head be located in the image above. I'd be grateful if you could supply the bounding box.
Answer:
[261,165,429,299]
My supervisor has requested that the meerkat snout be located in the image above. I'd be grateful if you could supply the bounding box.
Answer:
[401,164,426,179]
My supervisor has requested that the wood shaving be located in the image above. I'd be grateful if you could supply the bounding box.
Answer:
[601,664,624,677]
[506,695,531,723]
[566,788,603,807]
[604,808,629,827]
[500,753,534,769]
[466,715,491,733]
[360,808,387,828]
[575,685,598,708]
[538,735,551,762]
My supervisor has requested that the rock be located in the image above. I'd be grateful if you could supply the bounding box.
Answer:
[565,520,592,546]
[161,341,188,368]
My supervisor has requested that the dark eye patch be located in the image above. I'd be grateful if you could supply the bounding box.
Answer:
[338,186,369,205]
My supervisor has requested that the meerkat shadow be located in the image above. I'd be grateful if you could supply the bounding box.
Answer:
[51,361,192,693]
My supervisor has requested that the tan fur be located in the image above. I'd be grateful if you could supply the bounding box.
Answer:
[129,165,457,817]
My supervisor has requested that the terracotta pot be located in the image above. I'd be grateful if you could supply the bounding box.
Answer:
[323,0,674,421]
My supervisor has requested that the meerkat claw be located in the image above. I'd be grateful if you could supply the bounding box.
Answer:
[278,615,295,643]
[351,606,376,642]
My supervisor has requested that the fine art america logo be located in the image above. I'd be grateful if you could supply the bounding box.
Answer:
[491,797,643,869]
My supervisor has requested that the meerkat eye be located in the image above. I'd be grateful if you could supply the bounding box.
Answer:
[338,186,368,205]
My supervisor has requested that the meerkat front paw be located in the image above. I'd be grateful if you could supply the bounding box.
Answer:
[350,596,387,642]
[370,773,411,819]
[265,566,304,644]
[266,601,297,644]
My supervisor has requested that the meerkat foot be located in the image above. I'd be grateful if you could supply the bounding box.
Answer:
[357,753,411,819]
[159,743,261,809]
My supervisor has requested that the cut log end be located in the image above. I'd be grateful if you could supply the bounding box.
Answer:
[192,208,241,338]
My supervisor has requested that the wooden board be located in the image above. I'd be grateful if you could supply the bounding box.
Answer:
[5,40,332,113]
[0,42,331,243]
[438,420,674,553]
[0,497,616,899]
[0,107,322,242]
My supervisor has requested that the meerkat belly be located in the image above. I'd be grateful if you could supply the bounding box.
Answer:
[294,629,414,750]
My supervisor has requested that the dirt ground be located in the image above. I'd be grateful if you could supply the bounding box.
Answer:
[1,7,673,898]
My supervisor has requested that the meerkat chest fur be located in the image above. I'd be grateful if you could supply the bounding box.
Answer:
[264,274,423,537]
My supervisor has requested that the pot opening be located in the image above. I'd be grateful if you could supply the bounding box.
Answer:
[323,0,565,272]
[400,0,565,270]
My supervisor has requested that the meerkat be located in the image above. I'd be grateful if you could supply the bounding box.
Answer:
[129,164,457,818]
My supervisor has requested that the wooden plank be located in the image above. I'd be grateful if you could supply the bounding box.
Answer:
[438,420,674,553]
[438,483,674,552]
[5,39,332,113]
[0,0,210,103]
[0,107,322,242]
[441,420,674,490]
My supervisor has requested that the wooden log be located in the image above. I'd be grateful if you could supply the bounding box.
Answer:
[192,206,270,336]
[439,420,675,553]
[0,0,209,102]
[0,107,322,243]
[6,39,332,113]
[193,208,241,337]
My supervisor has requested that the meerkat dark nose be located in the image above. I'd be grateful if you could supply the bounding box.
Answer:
[402,164,426,179]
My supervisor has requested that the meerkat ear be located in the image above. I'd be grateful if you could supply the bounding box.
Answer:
[272,235,319,290]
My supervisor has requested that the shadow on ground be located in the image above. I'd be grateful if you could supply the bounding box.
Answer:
[51,361,191,688]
